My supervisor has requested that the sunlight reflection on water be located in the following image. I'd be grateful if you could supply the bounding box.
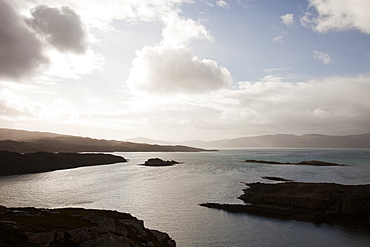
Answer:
[0,149,370,246]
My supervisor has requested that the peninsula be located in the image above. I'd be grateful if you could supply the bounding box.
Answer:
[0,151,126,176]
[200,182,370,233]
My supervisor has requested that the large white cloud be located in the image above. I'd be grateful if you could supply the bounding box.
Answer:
[126,45,232,94]
[302,0,370,34]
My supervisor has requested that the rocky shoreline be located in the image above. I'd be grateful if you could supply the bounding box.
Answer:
[0,206,176,247]
[200,182,370,233]
[261,176,293,181]
[244,159,346,166]
[0,151,127,176]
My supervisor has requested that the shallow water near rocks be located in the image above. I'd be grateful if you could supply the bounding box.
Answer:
[1,148,370,246]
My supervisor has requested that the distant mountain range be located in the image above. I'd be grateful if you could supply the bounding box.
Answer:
[130,133,370,148]
[1,129,369,152]
[126,137,175,145]
[0,129,210,153]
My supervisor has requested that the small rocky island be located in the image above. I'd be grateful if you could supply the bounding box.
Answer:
[140,158,180,167]
[200,182,370,232]
[244,159,346,166]
[0,206,176,246]
[0,151,127,176]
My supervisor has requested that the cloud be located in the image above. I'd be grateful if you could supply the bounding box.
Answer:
[227,74,370,135]
[126,45,232,95]
[216,1,230,9]
[0,1,103,81]
[15,0,195,32]
[301,0,370,34]
[264,67,292,73]
[161,13,213,46]
[0,81,79,123]
[0,0,48,80]
[43,49,104,79]
[313,51,332,64]
[2,0,209,81]
[28,5,90,53]
[123,74,370,138]
[51,1,211,47]
[236,0,257,9]
[272,34,284,43]
[281,13,294,26]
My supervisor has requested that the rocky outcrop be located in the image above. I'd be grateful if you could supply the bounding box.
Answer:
[0,151,127,176]
[261,176,293,182]
[200,182,370,233]
[140,158,180,167]
[0,206,176,247]
[244,159,345,166]
[239,182,370,216]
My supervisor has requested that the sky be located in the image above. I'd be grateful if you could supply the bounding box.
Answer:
[0,0,370,142]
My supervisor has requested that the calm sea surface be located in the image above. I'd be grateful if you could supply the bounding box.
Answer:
[1,149,370,246]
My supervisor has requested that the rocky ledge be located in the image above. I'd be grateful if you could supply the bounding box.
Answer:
[200,182,370,233]
[0,151,127,176]
[244,159,346,166]
[0,206,176,247]
[261,176,293,182]
[140,158,180,167]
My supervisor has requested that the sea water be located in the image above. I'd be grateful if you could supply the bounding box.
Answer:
[1,149,370,246]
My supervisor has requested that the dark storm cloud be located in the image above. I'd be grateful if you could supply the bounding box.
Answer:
[28,5,89,54]
[0,0,48,80]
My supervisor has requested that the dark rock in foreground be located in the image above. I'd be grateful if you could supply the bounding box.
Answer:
[244,159,345,166]
[200,182,370,233]
[0,151,127,176]
[0,206,176,247]
[141,158,180,167]
[239,182,370,216]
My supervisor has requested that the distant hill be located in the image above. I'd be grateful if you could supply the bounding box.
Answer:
[0,128,66,141]
[126,137,175,145]
[181,133,370,148]
[2,129,369,150]
[0,129,211,153]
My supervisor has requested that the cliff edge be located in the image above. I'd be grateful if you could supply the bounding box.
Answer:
[0,206,176,247]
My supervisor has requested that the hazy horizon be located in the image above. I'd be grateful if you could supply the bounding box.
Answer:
[1,0,369,142]
[1,127,370,145]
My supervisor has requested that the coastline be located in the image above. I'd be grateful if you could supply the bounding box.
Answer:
[0,151,127,176]
[200,182,370,233]
[0,206,176,246]
[1,148,370,246]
